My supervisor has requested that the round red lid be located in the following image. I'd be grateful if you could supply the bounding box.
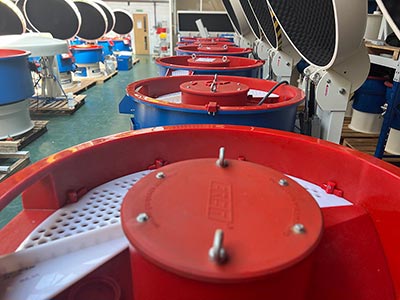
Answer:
[187,56,230,67]
[121,155,323,283]
[197,45,228,52]
[180,78,249,106]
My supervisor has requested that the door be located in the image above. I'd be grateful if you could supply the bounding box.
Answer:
[133,13,149,55]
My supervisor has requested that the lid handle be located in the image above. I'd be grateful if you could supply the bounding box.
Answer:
[208,229,228,264]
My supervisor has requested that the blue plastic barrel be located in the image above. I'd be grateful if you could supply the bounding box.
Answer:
[119,75,304,131]
[385,81,400,130]
[71,45,103,64]
[0,49,34,105]
[353,76,387,114]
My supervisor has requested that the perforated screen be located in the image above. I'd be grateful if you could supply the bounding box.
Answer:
[249,0,277,48]
[113,10,133,35]
[268,0,336,67]
[239,0,261,39]
[0,1,24,35]
[222,0,242,35]
[75,1,106,40]
[24,0,80,40]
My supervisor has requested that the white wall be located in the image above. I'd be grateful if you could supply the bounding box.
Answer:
[107,2,170,54]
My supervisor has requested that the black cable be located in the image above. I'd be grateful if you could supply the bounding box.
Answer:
[258,81,289,105]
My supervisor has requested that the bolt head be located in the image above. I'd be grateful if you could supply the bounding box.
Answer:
[279,179,289,186]
[136,213,149,223]
[339,88,346,95]
[292,223,306,234]
[156,172,165,179]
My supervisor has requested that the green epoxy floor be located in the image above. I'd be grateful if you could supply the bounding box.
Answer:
[0,55,159,227]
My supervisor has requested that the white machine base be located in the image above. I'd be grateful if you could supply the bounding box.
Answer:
[0,100,34,140]
[349,109,383,134]
[75,63,102,78]
[385,128,400,155]
[60,71,74,88]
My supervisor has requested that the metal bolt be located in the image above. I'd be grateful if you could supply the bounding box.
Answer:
[286,62,291,67]
[216,147,228,168]
[209,229,228,264]
[339,88,346,95]
[327,79,331,84]
[279,179,289,186]
[136,213,149,223]
[292,223,306,234]
[156,172,165,179]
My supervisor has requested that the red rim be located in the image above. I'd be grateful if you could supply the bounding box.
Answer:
[0,49,31,59]
[126,75,305,111]
[156,56,264,71]
[70,45,103,51]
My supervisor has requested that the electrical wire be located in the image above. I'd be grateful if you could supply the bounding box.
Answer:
[257,80,289,105]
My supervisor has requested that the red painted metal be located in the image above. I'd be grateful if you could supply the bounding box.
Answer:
[181,37,231,43]
[126,75,304,111]
[122,158,322,299]
[157,55,263,71]
[0,49,31,59]
[187,56,230,67]
[1,126,400,299]
[175,45,252,56]
[70,45,103,51]
[197,45,229,52]
[180,79,249,106]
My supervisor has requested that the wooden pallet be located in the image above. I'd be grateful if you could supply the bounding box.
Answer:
[340,117,379,142]
[63,80,96,95]
[29,95,86,115]
[0,151,30,182]
[343,138,400,164]
[0,121,48,153]
[365,42,400,60]
[80,70,118,85]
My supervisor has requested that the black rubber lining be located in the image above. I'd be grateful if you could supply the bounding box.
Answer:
[382,0,400,37]
[222,0,242,35]
[249,0,277,48]
[76,1,106,40]
[239,0,261,39]
[0,2,24,35]
[268,0,336,67]
[113,11,133,35]
[97,2,114,33]
[24,0,80,40]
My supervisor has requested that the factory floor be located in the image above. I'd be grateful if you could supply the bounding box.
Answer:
[0,55,159,227]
